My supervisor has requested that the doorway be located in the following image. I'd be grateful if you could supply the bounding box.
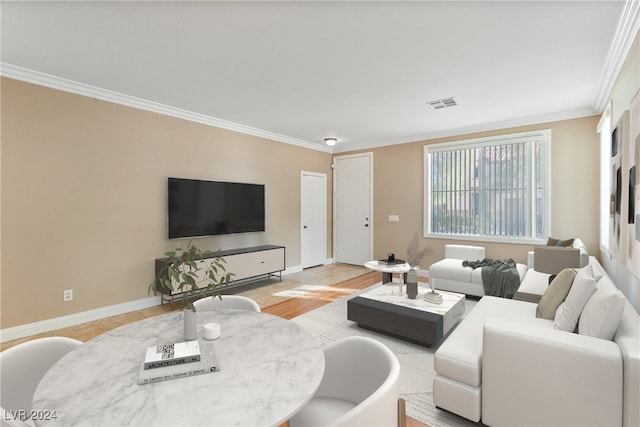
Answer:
[300,171,327,269]
[333,153,373,265]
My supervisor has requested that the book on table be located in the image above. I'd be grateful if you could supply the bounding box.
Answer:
[378,258,406,266]
[138,340,220,385]
[143,341,201,370]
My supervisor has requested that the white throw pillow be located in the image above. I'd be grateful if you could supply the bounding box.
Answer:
[571,238,590,268]
[578,276,626,340]
[554,265,596,332]
[572,238,586,250]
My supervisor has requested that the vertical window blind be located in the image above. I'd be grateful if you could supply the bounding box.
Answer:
[425,131,549,242]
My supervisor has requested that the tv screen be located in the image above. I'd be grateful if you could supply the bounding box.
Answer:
[168,178,265,239]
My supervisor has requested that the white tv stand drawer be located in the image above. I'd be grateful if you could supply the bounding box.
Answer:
[223,246,285,282]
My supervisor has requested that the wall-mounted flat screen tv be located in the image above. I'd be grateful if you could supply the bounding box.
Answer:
[168,177,265,239]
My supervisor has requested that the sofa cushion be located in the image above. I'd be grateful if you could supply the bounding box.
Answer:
[533,246,581,275]
[517,268,551,296]
[571,238,585,249]
[429,259,473,283]
[554,265,596,332]
[515,263,528,282]
[444,244,485,261]
[470,267,483,285]
[571,238,590,268]
[579,276,625,340]
[536,268,576,319]
[434,296,545,388]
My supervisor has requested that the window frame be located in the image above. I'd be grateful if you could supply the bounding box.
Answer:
[423,129,551,245]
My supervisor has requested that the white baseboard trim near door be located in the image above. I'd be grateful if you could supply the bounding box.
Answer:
[283,265,302,275]
[0,296,162,343]
[1,266,304,343]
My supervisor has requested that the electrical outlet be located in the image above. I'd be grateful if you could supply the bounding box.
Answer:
[63,289,73,302]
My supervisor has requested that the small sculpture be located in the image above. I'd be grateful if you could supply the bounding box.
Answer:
[424,278,443,304]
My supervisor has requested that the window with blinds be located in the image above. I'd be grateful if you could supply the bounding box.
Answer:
[424,130,550,242]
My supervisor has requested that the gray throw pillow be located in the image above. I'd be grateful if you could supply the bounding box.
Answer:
[536,268,577,319]
[546,237,574,247]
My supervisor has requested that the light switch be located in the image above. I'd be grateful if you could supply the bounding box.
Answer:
[388,215,400,222]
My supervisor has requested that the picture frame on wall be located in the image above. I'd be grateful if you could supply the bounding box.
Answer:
[628,90,640,279]
[630,165,636,224]
[610,110,628,261]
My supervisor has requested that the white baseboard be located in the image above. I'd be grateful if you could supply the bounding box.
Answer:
[1,266,305,343]
[0,296,162,343]
[283,265,302,275]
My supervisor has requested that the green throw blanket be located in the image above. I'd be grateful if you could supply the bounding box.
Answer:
[462,258,520,298]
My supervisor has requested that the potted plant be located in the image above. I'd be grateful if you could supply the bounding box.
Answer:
[406,232,433,299]
[149,241,234,340]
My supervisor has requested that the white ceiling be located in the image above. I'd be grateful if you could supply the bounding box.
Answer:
[1,1,637,153]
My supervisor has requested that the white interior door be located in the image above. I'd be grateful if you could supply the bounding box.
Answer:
[301,171,327,269]
[334,153,373,265]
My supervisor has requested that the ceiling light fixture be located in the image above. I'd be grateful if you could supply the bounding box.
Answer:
[324,138,338,146]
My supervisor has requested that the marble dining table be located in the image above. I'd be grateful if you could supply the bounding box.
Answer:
[31,309,325,426]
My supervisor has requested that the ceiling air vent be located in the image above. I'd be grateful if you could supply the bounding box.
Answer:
[427,97,457,110]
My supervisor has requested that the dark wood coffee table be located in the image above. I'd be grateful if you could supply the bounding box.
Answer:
[347,285,465,347]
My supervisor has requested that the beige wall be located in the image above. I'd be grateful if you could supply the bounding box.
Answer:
[0,58,629,329]
[343,116,601,270]
[1,78,333,328]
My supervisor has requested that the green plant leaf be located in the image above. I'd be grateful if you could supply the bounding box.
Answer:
[149,242,233,310]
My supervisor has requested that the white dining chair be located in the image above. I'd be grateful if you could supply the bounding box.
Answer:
[289,335,401,427]
[0,337,83,417]
[193,295,261,312]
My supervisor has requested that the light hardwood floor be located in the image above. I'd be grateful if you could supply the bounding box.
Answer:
[1,263,426,427]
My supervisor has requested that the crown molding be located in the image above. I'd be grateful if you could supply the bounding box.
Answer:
[0,63,333,154]
[333,107,597,153]
[0,61,599,156]
[592,0,640,113]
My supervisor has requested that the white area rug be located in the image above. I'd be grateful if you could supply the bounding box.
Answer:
[291,283,482,427]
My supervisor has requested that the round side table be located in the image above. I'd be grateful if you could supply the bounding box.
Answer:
[364,260,411,294]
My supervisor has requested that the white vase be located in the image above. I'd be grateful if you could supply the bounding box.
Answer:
[183,308,197,341]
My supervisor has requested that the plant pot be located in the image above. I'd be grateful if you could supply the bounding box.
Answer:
[183,308,197,341]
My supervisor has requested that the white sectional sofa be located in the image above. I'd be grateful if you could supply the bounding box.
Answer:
[433,256,640,426]
[428,244,528,298]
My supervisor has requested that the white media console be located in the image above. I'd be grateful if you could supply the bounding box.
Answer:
[155,245,285,304]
